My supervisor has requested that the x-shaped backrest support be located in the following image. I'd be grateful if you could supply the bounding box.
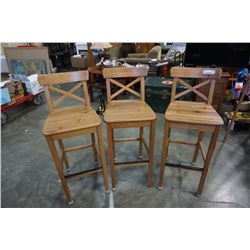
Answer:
[109,77,142,100]
[172,77,216,104]
[46,81,87,109]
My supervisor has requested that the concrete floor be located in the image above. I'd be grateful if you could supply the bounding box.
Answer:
[1,91,250,208]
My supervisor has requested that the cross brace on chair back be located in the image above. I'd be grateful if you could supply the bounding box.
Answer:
[103,67,148,103]
[38,71,90,111]
[170,67,222,104]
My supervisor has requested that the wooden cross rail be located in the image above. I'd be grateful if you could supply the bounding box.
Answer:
[65,167,103,180]
[52,82,84,108]
[165,162,203,172]
[109,77,141,100]
[174,78,215,103]
[64,143,92,152]
[49,82,86,108]
[115,160,149,168]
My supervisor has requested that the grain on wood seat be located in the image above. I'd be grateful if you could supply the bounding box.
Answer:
[104,100,156,123]
[43,105,101,136]
[165,101,224,126]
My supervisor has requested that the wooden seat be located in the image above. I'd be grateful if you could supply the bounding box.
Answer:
[166,101,224,126]
[103,67,156,190]
[39,71,109,204]
[158,67,223,196]
[43,106,101,136]
[104,100,156,123]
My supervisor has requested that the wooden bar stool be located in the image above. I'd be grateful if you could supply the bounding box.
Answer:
[158,67,223,196]
[103,67,156,190]
[39,71,109,204]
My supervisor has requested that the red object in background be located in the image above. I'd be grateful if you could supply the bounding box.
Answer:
[163,64,167,78]
[1,95,34,111]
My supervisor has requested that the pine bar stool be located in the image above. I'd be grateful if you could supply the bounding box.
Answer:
[158,67,223,196]
[103,67,156,190]
[39,71,109,204]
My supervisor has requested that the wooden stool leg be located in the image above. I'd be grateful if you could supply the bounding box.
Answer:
[139,127,144,159]
[58,139,70,171]
[147,120,156,187]
[112,129,116,161]
[90,133,98,163]
[96,125,110,194]
[158,121,171,190]
[46,136,73,204]
[223,81,249,143]
[196,126,220,196]
[192,131,205,164]
[106,123,116,190]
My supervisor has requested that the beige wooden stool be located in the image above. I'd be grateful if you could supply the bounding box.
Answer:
[39,71,109,204]
[158,67,223,196]
[103,67,156,190]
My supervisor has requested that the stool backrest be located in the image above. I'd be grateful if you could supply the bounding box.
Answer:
[38,71,90,112]
[170,67,222,104]
[103,67,148,103]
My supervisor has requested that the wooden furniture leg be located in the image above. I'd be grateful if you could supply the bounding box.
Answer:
[58,139,70,170]
[158,121,171,189]
[192,131,205,164]
[46,136,73,204]
[196,126,220,196]
[112,128,116,161]
[90,133,98,163]
[223,81,249,143]
[106,123,116,190]
[147,120,156,187]
[139,127,144,159]
[96,125,110,194]
[89,73,94,102]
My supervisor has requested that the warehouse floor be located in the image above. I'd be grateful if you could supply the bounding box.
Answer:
[1,92,250,208]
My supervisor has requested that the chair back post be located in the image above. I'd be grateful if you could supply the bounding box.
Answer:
[103,67,148,103]
[38,70,90,111]
[170,67,222,104]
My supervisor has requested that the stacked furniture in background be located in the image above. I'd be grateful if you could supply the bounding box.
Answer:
[44,43,76,71]
[120,45,162,65]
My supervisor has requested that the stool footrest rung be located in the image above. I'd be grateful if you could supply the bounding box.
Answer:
[115,160,149,168]
[64,143,92,152]
[165,162,203,172]
[65,167,103,180]
[170,139,196,145]
[114,137,140,142]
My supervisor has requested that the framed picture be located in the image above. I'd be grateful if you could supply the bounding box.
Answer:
[10,59,47,75]
[4,47,51,75]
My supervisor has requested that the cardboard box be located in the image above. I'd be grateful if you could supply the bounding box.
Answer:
[71,55,87,69]
[6,80,24,98]
[10,74,44,95]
